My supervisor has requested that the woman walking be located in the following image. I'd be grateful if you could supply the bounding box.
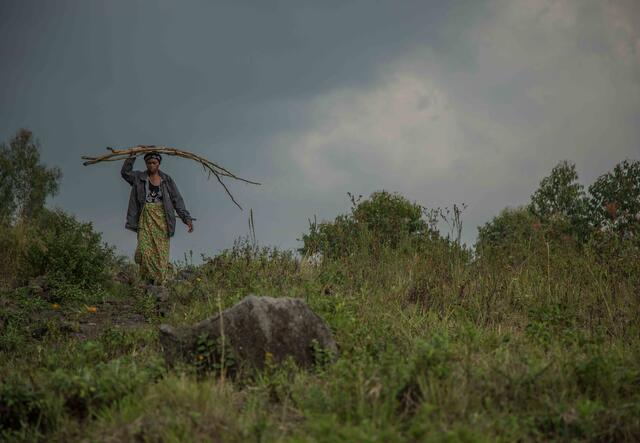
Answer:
[121,152,194,285]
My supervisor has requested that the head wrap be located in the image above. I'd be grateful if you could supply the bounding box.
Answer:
[144,152,162,164]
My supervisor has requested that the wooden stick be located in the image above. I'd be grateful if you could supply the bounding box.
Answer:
[82,145,260,210]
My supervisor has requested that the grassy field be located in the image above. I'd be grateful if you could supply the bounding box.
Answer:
[1,222,640,442]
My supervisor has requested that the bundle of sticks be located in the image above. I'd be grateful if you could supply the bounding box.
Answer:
[82,145,260,209]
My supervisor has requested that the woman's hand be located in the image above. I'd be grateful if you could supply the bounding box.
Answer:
[187,220,194,233]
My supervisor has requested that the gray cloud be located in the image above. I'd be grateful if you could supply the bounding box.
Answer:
[1,0,638,260]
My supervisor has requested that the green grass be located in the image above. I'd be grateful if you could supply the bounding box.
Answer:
[1,234,639,442]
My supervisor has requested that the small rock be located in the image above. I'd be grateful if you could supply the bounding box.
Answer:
[31,326,49,340]
[176,269,196,282]
[144,285,170,302]
[142,284,170,316]
[114,265,138,285]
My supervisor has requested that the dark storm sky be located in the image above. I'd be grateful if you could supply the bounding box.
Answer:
[1,0,639,262]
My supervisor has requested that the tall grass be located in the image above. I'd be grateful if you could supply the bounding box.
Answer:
[1,215,639,441]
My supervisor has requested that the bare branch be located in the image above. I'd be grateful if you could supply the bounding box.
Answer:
[81,145,260,209]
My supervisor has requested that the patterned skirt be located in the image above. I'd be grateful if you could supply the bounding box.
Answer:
[134,202,170,285]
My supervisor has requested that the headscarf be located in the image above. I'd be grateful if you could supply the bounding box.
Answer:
[144,152,162,164]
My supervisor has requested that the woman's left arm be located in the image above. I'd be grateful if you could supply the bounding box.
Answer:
[168,179,194,228]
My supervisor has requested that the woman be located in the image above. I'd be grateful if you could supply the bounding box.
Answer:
[121,152,194,285]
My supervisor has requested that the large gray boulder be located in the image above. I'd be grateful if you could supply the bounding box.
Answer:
[159,295,338,371]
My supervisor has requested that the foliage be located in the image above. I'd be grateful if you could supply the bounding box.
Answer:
[201,236,300,295]
[480,159,640,252]
[299,212,359,260]
[49,358,164,420]
[0,207,115,290]
[0,357,163,440]
[299,191,438,259]
[0,129,115,291]
[0,375,53,434]
[588,159,640,239]
[529,161,586,220]
[0,129,62,223]
[352,190,429,243]
[1,147,639,441]
[529,160,591,241]
[477,206,540,255]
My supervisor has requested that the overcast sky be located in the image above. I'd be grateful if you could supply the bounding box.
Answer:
[1,0,639,262]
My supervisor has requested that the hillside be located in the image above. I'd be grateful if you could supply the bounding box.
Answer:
[2,207,640,442]
[1,145,639,441]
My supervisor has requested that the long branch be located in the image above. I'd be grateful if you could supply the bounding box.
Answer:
[81,145,260,209]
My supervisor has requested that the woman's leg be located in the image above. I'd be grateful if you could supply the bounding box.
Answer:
[136,203,170,285]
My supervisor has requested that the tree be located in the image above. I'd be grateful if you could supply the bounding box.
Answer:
[529,161,586,218]
[529,160,590,240]
[0,129,62,222]
[588,159,640,238]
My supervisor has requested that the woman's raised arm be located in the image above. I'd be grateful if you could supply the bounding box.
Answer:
[121,155,136,185]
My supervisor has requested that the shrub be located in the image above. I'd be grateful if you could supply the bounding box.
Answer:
[476,206,544,259]
[202,236,299,294]
[0,222,21,288]
[299,191,438,259]
[50,358,163,420]
[0,376,43,431]
[1,208,115,289]
[352,191,429,245]
[299,213,359,260]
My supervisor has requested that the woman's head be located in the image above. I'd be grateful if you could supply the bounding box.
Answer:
[144,152,162,173]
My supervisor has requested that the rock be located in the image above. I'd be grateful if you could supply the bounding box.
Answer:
[114,271,134,285]
[31,325,49,340]
[176,268,196,282]
[144,284,170,302]
[114,264,138,285]
[159,295,338,371]
[143,284,170,317]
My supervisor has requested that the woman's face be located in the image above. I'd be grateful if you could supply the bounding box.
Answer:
[145,158,160,174]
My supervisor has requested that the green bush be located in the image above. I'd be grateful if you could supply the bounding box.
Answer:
[477,207,538,251]
[475,206,559,265]
[0,222,21,288]
[202,236,300,295]
[1,208,115,289]
[300,191,439,259]
[0,129,118,291]
[51,358,163,420]
[0,375,52,434]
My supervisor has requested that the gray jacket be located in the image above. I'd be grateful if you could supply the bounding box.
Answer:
[121,157,193,237]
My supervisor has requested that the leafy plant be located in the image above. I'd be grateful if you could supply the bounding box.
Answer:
[17,208,115,289]
[588,159,640,239]
[300,191,439,259]
[0,375,52,433]
[193,333,236,376]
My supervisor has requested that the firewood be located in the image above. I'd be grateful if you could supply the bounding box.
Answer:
[82,145,259,210]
